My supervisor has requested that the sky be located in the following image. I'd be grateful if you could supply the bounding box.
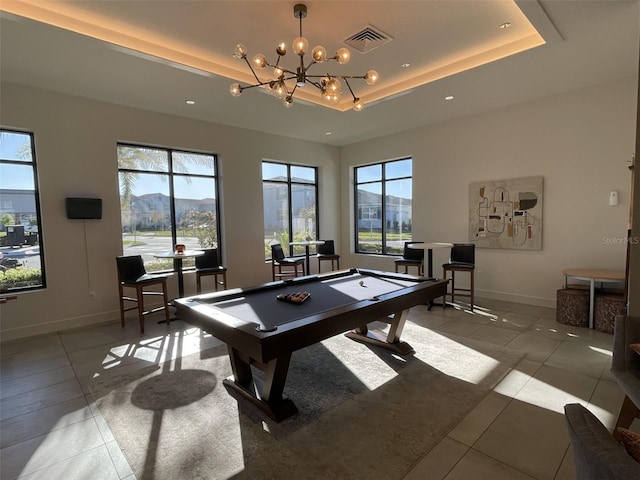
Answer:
[1,132,35,191]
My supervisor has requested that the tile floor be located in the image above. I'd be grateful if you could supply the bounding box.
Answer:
[0,298,630,480]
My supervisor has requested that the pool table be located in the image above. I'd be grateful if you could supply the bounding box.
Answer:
[175,268,448,422]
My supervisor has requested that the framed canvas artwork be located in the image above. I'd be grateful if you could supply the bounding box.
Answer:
[469,176,543,250]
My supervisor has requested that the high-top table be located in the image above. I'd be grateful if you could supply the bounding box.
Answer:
[562,268,625,328]
[290,240,325,275]
[407,242,453,278]
[154,249,204,298]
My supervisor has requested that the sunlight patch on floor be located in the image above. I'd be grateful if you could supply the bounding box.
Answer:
[321,338,400,390]
[412,330,504,387]
[589,345,612,356]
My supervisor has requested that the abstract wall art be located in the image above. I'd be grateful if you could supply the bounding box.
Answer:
[469,176,543,250]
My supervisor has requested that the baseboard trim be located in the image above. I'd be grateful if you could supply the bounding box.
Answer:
[476,289,555,309]
[1,309,121,342]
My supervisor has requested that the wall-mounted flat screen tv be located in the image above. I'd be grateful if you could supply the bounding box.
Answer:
[65,197,102,219]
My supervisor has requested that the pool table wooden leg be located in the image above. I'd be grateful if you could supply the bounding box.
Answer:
[261,354,291,403]
[223,346,298,422]
[345,309,414,355]
[386,309,409,344]
[226,346,253,391]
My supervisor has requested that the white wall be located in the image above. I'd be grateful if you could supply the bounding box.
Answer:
[1,77,636,340]
[340,77,638,307]
[0,83,340,340]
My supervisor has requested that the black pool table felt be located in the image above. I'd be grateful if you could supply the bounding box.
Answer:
[193,273,419,331]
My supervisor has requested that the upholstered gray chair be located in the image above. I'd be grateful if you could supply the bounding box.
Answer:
[611,315,640,435]
[564,403,640,479]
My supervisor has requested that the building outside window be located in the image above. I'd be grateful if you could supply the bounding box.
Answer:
[262,161,318,260]
[354,158,413,255]
[0,129,46,292]
[117,144,220,271]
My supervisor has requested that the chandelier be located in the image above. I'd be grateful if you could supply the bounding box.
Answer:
[229,3,379,111]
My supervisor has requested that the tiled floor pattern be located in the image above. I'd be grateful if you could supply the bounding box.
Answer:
[0,298,627,479]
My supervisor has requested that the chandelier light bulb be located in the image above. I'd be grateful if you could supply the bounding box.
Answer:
[364,69,379,85]
[276,43,287,56]
[312,46,327,62]
[229,83,242,96]
[326,77,341,94]
[273,66,284,79]
[252,53,267,69]
[353,98,364,111]
[272,81,287,99]
[293,36,309,56]
[233,44,247,59]
[336,48,351,64]
[322,89,340,104]
[327,92,341,104]
[284,96,294,108]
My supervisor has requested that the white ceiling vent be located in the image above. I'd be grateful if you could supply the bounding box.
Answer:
[342,25,392,54]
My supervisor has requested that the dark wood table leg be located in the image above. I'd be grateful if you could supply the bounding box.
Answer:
[345,309,413,355]
[226,346,254,390]
[223,346,298,422]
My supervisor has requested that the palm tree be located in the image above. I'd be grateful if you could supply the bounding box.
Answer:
[117,145,168,206]
[117,146,214,234]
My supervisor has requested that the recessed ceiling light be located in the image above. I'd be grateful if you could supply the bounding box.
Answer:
[401,63,411,68]
[325,132,333,135]
[499,22,511,29]
[444,95,455,101]
[185,100,195,105]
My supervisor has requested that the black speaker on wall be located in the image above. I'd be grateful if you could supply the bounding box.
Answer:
[65,197,103,219]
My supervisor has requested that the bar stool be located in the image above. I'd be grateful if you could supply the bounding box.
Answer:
[394,241,424,276]
[442,244,475,311]
[317,240,340,272]
[271,244,305,280]
[195,248,227,294]
[116,255,170,334]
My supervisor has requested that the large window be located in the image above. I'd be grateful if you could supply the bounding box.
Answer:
[0,129,46,292]
[355,158,413,255]
[117,144,220,271]
[262,161,318,260]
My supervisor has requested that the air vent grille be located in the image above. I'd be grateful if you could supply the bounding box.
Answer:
[343,25,392,53]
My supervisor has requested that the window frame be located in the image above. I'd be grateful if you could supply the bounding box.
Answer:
[117,143,221,271]
[262,161,319,260]
[0,128,47,292]
[354,157,413,255]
